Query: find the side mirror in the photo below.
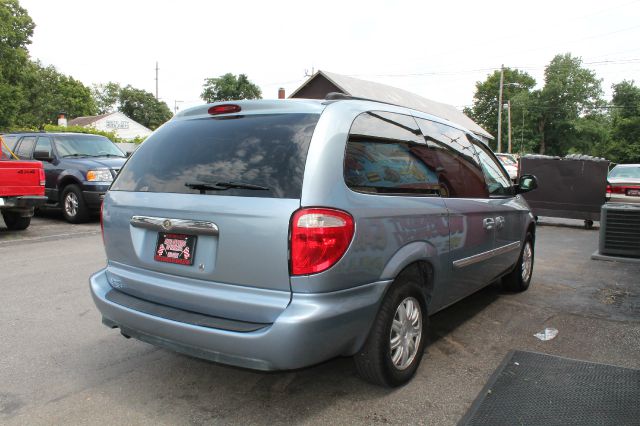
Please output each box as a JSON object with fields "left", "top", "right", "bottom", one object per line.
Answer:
{"left": 516, "top": 174, "right": 538, "bottom": 194}
{"left": 33, "top": 150, "right": 54, "bottom": 162}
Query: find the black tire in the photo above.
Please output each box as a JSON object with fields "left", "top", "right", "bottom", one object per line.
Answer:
{"left": 2, "top": 211, "right": 31, "bottom": 230}
{"left": 354, "top": 271, "right": 428, "bottom": 387}
{"left": 502, "top": 233, "right": 534, "bottom": 292}
{"left": 61, "top": 184, "right": 89, "bottom": 223}
{"left": 584, "top": 220, "right": 594, "bottom": 230}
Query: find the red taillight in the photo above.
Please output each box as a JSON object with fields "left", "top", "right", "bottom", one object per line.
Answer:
{"left": 208, "top": 104, "right": 241, "bottom": 115}
{"left": 608, "top": 185, "right": 638, "bottom": 194}
{"left": 39, "top": 168, "right": 45, "bottom": 186}
{"left": 290, "top": 208, "right": 354, "bottom": 275}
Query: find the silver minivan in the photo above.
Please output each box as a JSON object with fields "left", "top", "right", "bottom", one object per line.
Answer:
{"left": 90, "top": 97, "right": 537, "bottom": 386}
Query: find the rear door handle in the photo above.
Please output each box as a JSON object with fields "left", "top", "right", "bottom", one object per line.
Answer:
{"left": 483, "top": 218, "right": 495, "bottom": 230}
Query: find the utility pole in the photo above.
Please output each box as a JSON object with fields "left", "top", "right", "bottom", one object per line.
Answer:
{"left": 497, "top": 64, "right": 504, "bottom": 153}
{"left": 507, "top": 100, "right": 512, "bottom": 154}
{"left": 155, "top": 62, "right": 159, "bottom": 100}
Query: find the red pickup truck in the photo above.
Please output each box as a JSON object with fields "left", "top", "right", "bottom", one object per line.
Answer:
{"left": 1, "top": 139, "right": 47, "bottom": 230}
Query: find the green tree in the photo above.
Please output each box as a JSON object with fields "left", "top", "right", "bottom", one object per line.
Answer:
{"left": 465, "top": 68, "right": 536, "bottom": 151}
{"left": 201, "top": 73, "right": 262, "bottom": 103}
{"left": 534, "top": 53, "right": 604, "bottom": 155}
{"left": 92, "top": 81, "right": 121, "bottom": 114}
{"left": 599, "top": 80, "right": 640, "bottom": 162}
{"left": 17, "top": 61, "right": 97, "bottom": 127}
{"left": 0, "top": 0, "right": 35, "bottom": 129}
{"left": 118, "top": 85, "right": 172, "bottom": 130}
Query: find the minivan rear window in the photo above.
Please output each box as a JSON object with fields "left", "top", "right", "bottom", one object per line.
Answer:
{"left": 111, "top": 113, "right": 320, "bottom": 199}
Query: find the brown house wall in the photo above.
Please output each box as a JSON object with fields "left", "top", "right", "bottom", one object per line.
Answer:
{"left": 290, "top": 78, "right": 343, "bottom": 99}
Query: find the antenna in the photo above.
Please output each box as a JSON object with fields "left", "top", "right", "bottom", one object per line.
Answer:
{"left": 304, "top": 67, "right": 315, "bottom": 78}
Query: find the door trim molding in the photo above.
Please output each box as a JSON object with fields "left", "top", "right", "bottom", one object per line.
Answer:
{"left": 453, "top": 241, "right": 521, "bottom": 268}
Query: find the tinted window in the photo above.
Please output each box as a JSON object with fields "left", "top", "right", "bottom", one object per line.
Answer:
{"left": 416, "top": 118, "right": 488, "bottom": 198}
{"left": 349, "top": 111, "right": 423, "bottom": 144}
{"left": 35, "top": 136, "right": 53, "bottom": 157}
{"left": 345, "top": 111, "right": 444, "bottom": 196}
{"left": 16, "top": 136, "right": 36, "bottom": 159}
{"left": 111, "top": 113, "right": 320, "bottom": 199}
{"left": 473, "top": 143, "right": 513, "bottom": 196}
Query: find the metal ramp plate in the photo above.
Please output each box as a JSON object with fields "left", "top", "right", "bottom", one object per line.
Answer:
{"left": 459, "top": 350, "right": 640, "bottom": 426}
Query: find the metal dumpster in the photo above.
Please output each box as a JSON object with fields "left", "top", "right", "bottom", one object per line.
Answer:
{"left": 520, "top": 154, "right": 610, "bottom": 228}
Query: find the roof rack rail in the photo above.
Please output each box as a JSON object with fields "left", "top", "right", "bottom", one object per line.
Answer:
{"left": 0, "top": 130, "right": 48, "bottom": 135}
{"left": 325, "top": 92, "right": 403, "bottom": 109}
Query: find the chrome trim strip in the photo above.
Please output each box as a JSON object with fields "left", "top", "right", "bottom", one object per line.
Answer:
{"left": 130, "top": 216, "right": 219, "bottom": 236}
{"left": 453, "top": 241, "right": 521, "bottom": 268}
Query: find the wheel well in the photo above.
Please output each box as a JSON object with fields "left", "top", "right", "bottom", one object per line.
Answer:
{"left": 527, "top": 221, "right": 536, "bottom": 242}
{"left": 58, "top": 177, "right": 80, "bottom": 199}
{"left": 395, "top": 261, "right": 434, "bottom": 308}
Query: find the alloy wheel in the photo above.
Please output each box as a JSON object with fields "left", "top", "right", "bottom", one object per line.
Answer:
{"left": 65, "top": 192, "right": 78, "bottom": 218}
{"left": 521, "top": 241, "right": 533, "bottom": 282}
{"left": 389, "top": 297, "right": 422, "bottom": 370}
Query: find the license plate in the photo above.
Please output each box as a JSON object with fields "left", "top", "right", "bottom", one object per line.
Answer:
{"left": 627, "top": 189, "right": 640, "bottom": 196}
{"left": 154, "top": 233, "right": 197, "bottom": 265}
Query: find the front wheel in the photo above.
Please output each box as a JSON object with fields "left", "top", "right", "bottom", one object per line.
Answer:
{"left": 61, "top": 184, "right": 89, "bottom": 223}
{"left": 354, "top": 273, "right": 428, "bottom": 387}
{"left": 1, "top": 211, "right": 31, "bottom": 230}
{"left": 502, "top": 233, "right": 534, "bottom": 292}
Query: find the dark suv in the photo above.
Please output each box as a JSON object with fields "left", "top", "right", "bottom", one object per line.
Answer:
{"left": 3, "top": 132, "right": 126, "bottom": 223}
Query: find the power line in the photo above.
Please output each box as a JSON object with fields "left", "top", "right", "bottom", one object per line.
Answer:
{"left": 343, "top": 58, "right": 640, "bottom": 80}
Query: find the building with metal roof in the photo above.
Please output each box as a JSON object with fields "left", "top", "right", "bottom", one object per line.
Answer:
{"left": 289, "top": 70, "right": 492, "bottom": 143}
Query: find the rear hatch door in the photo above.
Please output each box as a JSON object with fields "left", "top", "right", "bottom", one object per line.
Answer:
{"left": 103, "top": 106, "right": 321, "bottom": 322}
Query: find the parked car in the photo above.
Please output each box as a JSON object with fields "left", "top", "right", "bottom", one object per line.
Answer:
{"left": 496, "top": 153, "right": 519, "bottom": 181}
{"left": 3, "top": 132, "right": 126, "bottom": 223}
{"left": 607, "top": 164, "right": 640, "bottom": 203}
{"left": 90, "top": 98, "right": 538, "bottom": 387}
{"left": 0, "top": 136, "right": 47, "bottom": 230}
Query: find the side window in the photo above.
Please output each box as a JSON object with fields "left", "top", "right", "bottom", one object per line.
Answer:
{"left": 344, "top": 111, "right": 445, "bottom": 196}
{"left": 35, "top": 136, "right": 53, "bottom": 157}
{"left": 15, "top": 136, "right": 36, "bottom": 159}
{"left": 415, "top": 118, "right": 489, "bottom": 198}
{"left": 473, "top": 142, "right": 513, "bottom": 197}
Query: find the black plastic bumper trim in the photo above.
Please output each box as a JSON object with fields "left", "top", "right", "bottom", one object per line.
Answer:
{"left": 105, "top": 288, "right": 270, "bottom": 332}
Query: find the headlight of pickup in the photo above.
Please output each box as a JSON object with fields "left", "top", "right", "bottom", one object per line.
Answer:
{"left": 86, "top": 169, "right": 113, "bottom": 182}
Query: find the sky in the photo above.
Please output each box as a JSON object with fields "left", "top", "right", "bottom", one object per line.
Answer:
{"left": 19, "top": 0, "right": 640, "bottom": 114}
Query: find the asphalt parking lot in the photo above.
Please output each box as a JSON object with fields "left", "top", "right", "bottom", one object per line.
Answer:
{"left": 1, "top": 213, "right": 639, "bottom": 425}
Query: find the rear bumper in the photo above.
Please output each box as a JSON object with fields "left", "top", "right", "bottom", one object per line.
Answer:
{"left": 0, "top": 195, "right": 47, "bottom": 214}
{"left": 90, "top": 268, "right": 390, "bottom": 370}
{"left": 608, "top": 195, "right": 640, "bottom": 204}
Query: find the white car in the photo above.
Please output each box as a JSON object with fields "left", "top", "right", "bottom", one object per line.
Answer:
{"left": 496, "top": 153, "right": 519, "bottom": 181}
{"left": 607, "top": 164, "right": 640, "bottom": 203}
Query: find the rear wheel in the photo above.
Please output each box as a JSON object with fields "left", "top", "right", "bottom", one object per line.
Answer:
{"left": 1, "top": 211, "right": 31, "bottom": 230}
{"left": 354, "top": 273, "right": 428, "bottom": 387}
{"left": 502, "top": 233, "right": 534, "bottom": 292}
{"left": 61, "top": 184, "right": 89, "bottom": 223}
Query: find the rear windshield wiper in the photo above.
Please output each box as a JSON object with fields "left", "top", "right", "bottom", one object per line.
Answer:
{"left": 185, "top": 181, "right": 269, "bottom": 194}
